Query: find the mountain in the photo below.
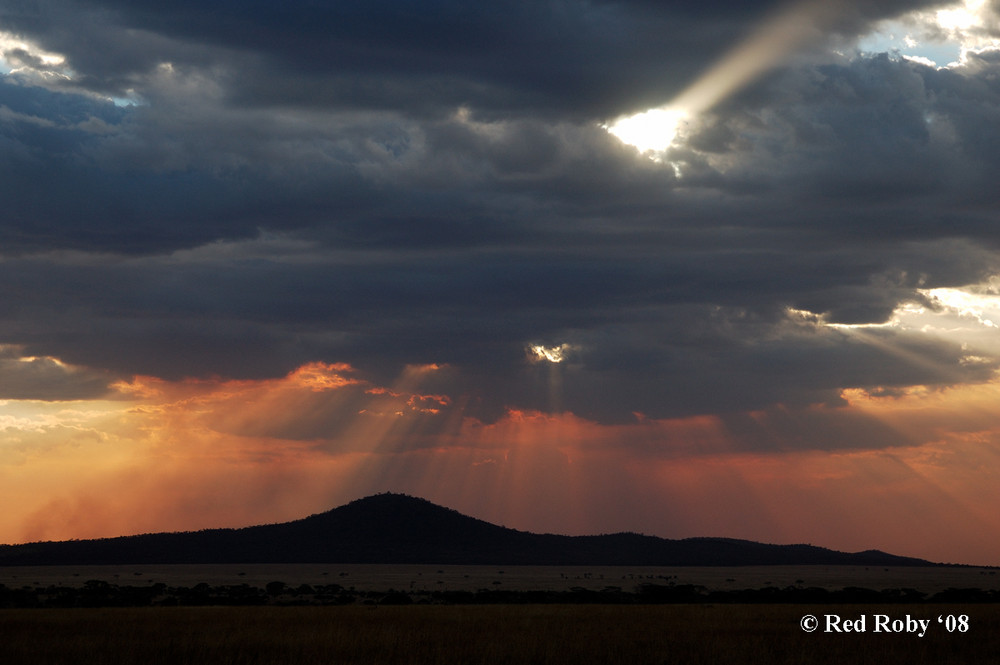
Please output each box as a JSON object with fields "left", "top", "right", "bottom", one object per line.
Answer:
{"left": 0, "top": 493, "right": 937, "bottom": 566}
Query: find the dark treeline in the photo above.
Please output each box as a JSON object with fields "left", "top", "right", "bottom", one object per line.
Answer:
{"left": 1, "top": 580, "right": 998, "bottom": 608}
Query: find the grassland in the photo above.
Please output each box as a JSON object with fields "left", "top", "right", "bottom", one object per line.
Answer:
{"left": 4, "top": 563, "right": 999, "bottom": 607}
{"left": 2, "top": 603, "right": 999, "bottom": 665}
{"left": 2, "top": 563, "right": 996, "bottom": 593}
{"left": 2, "top": 564, "right": 997, "bottom": 663}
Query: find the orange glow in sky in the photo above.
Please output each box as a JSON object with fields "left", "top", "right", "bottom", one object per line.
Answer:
{"left": 3, "top": 359, "right": 1000, "bottom": 565}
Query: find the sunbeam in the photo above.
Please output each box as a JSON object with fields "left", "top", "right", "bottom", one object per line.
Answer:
{"left": 607, "top": 0, "right": 842, "bottom": 154}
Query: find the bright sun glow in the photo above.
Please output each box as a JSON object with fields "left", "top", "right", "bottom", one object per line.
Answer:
{"left": 528, "top": 343, "right": 574, "bottom": 364}
{"left": 921, "top": 285, "right": 1000, "bottom": 329}
{"left": 787, "top": 279, "right": 1000, "bottom": 357}
{"left": 605, "top": 108, "right": 687, "bottom": 155}
{"left": 936, "top": 0, "right": 985, "bottom": 32}
{"left": 0, "top": 31, "right": 67, "bottom": 74}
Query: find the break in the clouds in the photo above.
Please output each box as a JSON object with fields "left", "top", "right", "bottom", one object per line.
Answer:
{"left": 4, "top": 0, "right": 1000, "bottom": 562}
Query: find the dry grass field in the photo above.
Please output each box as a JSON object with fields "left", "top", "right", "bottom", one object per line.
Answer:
{"left": 1, "top": 603, "right": 998, "bottom": 665}
{"left": 2, "top": 564, "right": 997, "bottom": 663}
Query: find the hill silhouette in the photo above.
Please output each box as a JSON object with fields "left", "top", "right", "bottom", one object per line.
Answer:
{"left": 0, "top": 493, "right": 937, "bottom": 566}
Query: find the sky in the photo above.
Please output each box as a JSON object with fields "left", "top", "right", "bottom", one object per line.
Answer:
{"left": 2, "top": 0, "right": 1000, "bottom": 566}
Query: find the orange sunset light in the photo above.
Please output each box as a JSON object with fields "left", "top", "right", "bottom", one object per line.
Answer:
{"left": 1, "top": 351, "right": 1000, "bottom": 565}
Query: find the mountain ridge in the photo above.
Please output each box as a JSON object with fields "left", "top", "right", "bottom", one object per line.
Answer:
{"left": 0, "top": 493, "right": 939, "bottom": 567}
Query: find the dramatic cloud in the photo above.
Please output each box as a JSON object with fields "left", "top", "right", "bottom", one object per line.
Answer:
{"left": 3, "top": 0, "right": 1000, "bottom": 564}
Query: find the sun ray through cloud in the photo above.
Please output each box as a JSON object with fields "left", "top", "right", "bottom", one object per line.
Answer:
{"left": 605, "top": 0, "right": 844, "bottom": 156}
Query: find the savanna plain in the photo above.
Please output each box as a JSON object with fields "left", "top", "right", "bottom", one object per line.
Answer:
{"left": 3, "top": 603, "right": 1000, "bottom": 665}
{"left": 2, "top": 565, "right": 999, "bottom": 665}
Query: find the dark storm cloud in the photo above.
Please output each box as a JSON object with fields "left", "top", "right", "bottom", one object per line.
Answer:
{"left": 1, "top": 0, "right": 999, "bottom": 435}
{"left": 3, "top": 0, "right": 948, "bottom": 114}
{"left": 696, "top": 52, "right": 1000, "bottom": 211}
